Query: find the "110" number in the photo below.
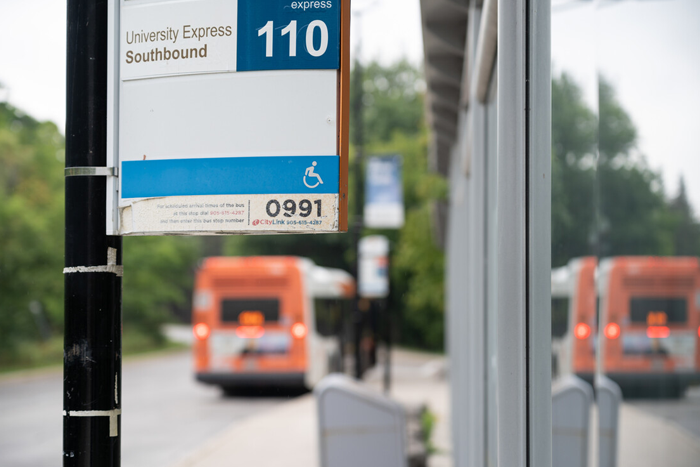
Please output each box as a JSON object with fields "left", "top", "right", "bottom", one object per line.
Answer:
{"left": 258, "top": 20, "right": 329, "bottom": 58}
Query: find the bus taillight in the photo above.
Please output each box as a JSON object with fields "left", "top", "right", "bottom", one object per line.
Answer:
{"left": 574, "top": 323, "right": 591, "bottom": 340}
{"left": 193, "top": 323, "right": 210, "bottom": 340}
{"left": 291, "top": 322, "right": 307, "bottom": 339}
{"left": 604, "top": 323, "right": 620, "bottom": 340}
{"left": 647, "top": 326, "right": 670, "bottom": 339}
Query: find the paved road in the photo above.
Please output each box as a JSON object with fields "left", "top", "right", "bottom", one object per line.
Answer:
{"left": 0, "top": 351, "right": 286, "bottom": 467}
{"left": 617, "top": 387, "right": 700, "bottom": 467}
{"left": 629, "top": 385, "right": 700, "bottom": 439}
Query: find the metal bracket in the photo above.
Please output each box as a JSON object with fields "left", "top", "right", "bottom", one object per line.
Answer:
{"left": 65, "top": 166, "right": 118, "bottom": 177}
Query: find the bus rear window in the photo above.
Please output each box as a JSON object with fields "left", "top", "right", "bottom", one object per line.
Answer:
{"left": 629, "top": 297, "right": 687, "bottom": 324}
{"left": 220, "top": 298, "right": 280, "bottom": 323}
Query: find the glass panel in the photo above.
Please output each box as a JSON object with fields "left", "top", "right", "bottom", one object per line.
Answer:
{"left": 597, "top": 0, "right": 700, "bottom": 464}
{"left": 551, "top": 0, "right": 599, "bottom": 379}
{"left": 551, "top": 4, "right": 600, "bottom": 466}
{"left": 552, "top": 2, "right": 598, "bottom": 374}
{"left": 485, "top": 67, "right": 499, "bottom": 467}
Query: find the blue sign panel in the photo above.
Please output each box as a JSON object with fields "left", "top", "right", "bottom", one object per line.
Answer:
{"left": 237, "top": 0, "right": 341, "bottom": 71}
{"left": 122, "top": 155, "right": 339, "bottom": 198}
{"left": 364, "top": 155, "right": 405, "bottom": 229}
{"left": 365, "top": 156, "right": 403, "bottom": 206}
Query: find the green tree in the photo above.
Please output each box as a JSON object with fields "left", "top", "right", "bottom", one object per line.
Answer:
{"left": 0, "top": 101, "right": 203, "bottom": 363}
{"left": 0, "top": 103, "right": 65, "bottom": 356}
{"left": 551, "top": 73, "right": 598, "bottom": 267}
{"left": 122, "top": 236, "right": 201, "bottom": 342}
{"left": 371, "top": 131, "right": 446, "bottom": 350}
{"left": 597, "top": 78, "right": 676, "bottom": 257}
{"left": 224, "top": 59, "right": 446, "bottom": 350}
{"left": 668, "top": 177, "right": 700, "bottom": 256}
{"left": 359, "top": 59, "right": 425, "bottom": 145}
{"left": 551, "top": 74, "right": 686, "bottom": 265}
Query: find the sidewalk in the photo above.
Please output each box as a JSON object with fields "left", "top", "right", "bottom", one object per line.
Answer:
{"left": 171, "top": 349, "right": 451, "bottom": 467}
{"left": 618, "top": 403, "right": 700, "bottom": 467}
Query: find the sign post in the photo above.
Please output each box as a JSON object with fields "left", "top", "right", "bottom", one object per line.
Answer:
{"left": 64, "top": 0, "right": 122, "bottom": 465}
{"left": 107, "top": 0, "right": 350, "bottom": 235}
{"left": 358, "top": 235, "right": 391, "bottom": 392}
{"left": 350, "top": 56, "right": 365, "bottom": 380}
{"left": 361, "top": 155, "right": 404, "bottom": 392}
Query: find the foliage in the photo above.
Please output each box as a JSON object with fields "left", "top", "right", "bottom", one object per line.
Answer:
{"left": 122, "top": 236, "right": 201, "bottom": 340}
{"left": 551, "top": 74, "right": 598, "bottom": 267}
{"left": 225, "top": 59, "right": 445, "bottom": 350}
{"left": 597, "top": 78, "right": 680, "bottom": 257}
{"left": 0, "top": 102, "right": 202, "bottom": 364}
{"left": 0, "top": 59, "right": 443, "bottom": 366}
{"left": 0, "top": 329, "right": 184, "bottom": 374}
{"left": 359, "top": 61, "right": 445, "bottom": 350}
{"left": 551, "top": 74, "right": 700, "bottom": 335}
{"left": 551, "top": 74, "right": 700, "bottom": 267}
{"left": 0, "top": 103, "right": 65, "bottom": 355}
{"left": 358, "top": 59, "right": 425, "bottom": 145}
{"left": 668, "top": 178, "right": 700, "bottom": 256}
{"left": 421, "top": 408, "right": 438, "bottom": 455}
{"left": 368, "top": 131, "right": 447, "bottom": 351}
{"left": 224, "top": 225, "right": 351, "bottom": 270}
{"left": 4, "top": 65, "right": 699, "bottom": 366}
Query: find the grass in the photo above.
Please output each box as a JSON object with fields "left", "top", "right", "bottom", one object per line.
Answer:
{"left": 421, "top": 408, "right": 438, "bottom": 455}
{"left": 0, "top": 328, "right": 188, "bottom": 376}
{"left": 0, "top": 336, "right": 65, "bottom": 375}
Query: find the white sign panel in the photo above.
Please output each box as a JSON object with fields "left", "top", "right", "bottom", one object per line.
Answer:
{"left": 358, "top": 235, "right": 390, "bottom": 299}
{"left": 107, "top": 0, "right": 348, "bottom": 235}
{"left": 120, "top": 0, "right": 237, "bottom": 80}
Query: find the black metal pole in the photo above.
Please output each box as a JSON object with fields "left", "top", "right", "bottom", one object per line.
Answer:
{"left": 382, "top": 298, "right": 391, "bottom": 393}
{"left": 352, "top": 219, "right": 363, "bottom": 379}
{"left": 380, "top": 238, "right": 392, "bottom": 393}
{"left": 351, "top": 56, "right": 365, "bottom": 379}
{"left": 64, "top": 0, "right": 122, "bottom": 465}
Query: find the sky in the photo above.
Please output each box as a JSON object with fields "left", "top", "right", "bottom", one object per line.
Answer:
{"left": 0, "top": 0, "right": 423, "bottom": 132}
{"left": 1, "top": 0, "right": 699, "bottom": 211}
{"left": 597, "top": 0, "right": 700, "bottom": 213}
{"left": 552, "top": 0, "right": 700, "bottom": 213}
{"left": 0, "top": 0, "right": 67, "bottom": 128}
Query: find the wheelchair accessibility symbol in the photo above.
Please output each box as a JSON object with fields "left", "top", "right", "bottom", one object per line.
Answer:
{"left": 303, "top": 161, "right": 324, "bottom": 189}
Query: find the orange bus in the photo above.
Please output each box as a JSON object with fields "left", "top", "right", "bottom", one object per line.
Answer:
{"left": 553, "top": 256, "right": 700, "bottom": 396}
{"left": 192, "top": 256, "right": 354, "bottom": 392}
{"left": 551, "top": 257, "right": 597, "bottom": 380}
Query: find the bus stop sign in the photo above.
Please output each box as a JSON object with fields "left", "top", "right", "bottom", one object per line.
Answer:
{"left": 107, "top": 0, "right": 350, "bottom": 235}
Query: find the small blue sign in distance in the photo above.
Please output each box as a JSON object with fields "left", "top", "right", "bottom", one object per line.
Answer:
{"left": 122, "top": 155, "right": 339, "bottom": 199}
{"left": 365, "top": 155, "right": 404, "bottom": 206}
{"left": 237, "top": 0, "right": 340, "bottom": 72}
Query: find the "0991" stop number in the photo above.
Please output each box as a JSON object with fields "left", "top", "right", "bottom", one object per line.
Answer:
{"left": 266, "top": 199, "right": 322, "bottom": 218}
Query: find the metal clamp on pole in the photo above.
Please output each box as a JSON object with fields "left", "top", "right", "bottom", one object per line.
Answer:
{"left": 65, "top": 166, "right": 118, "bottom": 177}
